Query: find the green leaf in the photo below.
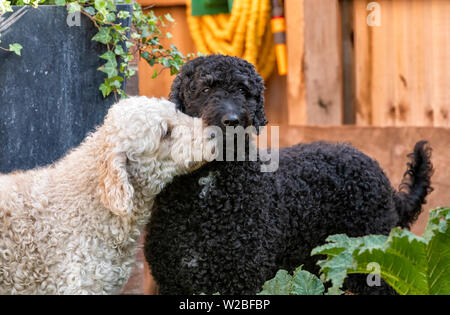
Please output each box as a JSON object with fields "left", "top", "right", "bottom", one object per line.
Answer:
{"left": 164, "top": 13, "right": 175, "bottom": 22}
{"left": 9, "top": 43, "right": 22, "bottom": 56}
{"left": 67, "top": 2, "right": 81, "bottom": 13}
{"left": 99, "top": 50, "right": 115, "bottom": 62}
{"left": 258, "top": 270, "right": 292, "bottom": 295}
{"left": 140, "top": 51, "right": 150, "bottom": 60}
{"left": 114, "top": 45, "right": 124, "bottom": 56}
{"left": 98, "top": 51, "right": 118, "bottom": 78}
{"left": 125, "top": 41, "right": 134, "bottom": 49}
{"left": 117, "top": 10, "right": 130, "bottom": 19}
{"left": 106, "top": 12, "right": 116, "bottom": 23}
{"left": 99, "top": 83, "right": 112, "bottom": 98}
{"left": 258, "top": 267, "right": 324, "bottom": 295}
{"left": 291, "top": 267, "right": 325, "bottom": 295}
{"left": 54, "top": 0, "right": 66, "bottom": 6}
{"left": 92, "top": 28, "right": 112, "bottom": 44}
{"left": 0, "top": 0, "right": 13, "bottom": 14}
{"left": 106, "top": 75, "right": 123, "bottom": 88}
{"left": 131, "top": 32, "right": 141, "bottom": 40}
{"left": 99, "top": 63, "right": 118, "bottom": 78}
{"left": 83, "top": 6, "right": 96, "bottom": 16}
{"left": 312, "top": 207, "right": 450, "bottom": 295}
{"left": 94, "top": 0, "right": 107, "bottom": 11}
{"left": 151, "top": 69, "right": 158, "bottom": 79}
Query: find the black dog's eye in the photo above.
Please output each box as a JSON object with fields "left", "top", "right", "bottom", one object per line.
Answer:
{"left": 239, "top": 87, "right": 248, "bottom": 95}
{"left": 202, "top": 87, "right": 211, "bottom": 94}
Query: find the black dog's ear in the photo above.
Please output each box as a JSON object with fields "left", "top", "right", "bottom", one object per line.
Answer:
{"left": 253, "top": 77, "right": 268, "bottom": 134}
{"left": 169, "top": 57, "right": 201, "bottom": 113}
{"left": 169, "top": 74, "right": 185, "bottom": 112}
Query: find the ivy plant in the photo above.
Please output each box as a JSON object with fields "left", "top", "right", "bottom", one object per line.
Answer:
{"left": 312, "top": 207, "right": 450, "bottom": 295}
{"left": 0, "top": 0, "right": 189, "bottom": 98}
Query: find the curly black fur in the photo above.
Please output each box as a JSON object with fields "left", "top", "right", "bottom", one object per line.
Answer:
{"left": 144, "top": 55, "right": 433, "bottom": 295}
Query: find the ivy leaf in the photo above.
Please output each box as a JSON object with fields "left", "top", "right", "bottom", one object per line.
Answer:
{"left": 106, "top": 12, "right": 117, "bottom": 23}
{"left": 92, "top": 28, "right": 112, "bottom": 44}
{"left": 94, "top": 0, "right": 107, "bottom": 11}
{"left": 83, "top": 6, "right": 96, "bottom": 16}
{"left": 140, "top": 51, "right": 150, "bottom": 60}
{"left": 164, "top": 13, "right": 174, "bottom": 22}
{"left": 99, "top": 50, "right": 115, "bottom": 62}
{"left": 106, "top": 75, "right": 123, "bottom": 88}
{"left": 117, "top": 10, "right": 130, "bottom": 19}
{"left": 0, "top": 0, "right": 13, "bottom": 14}
{"left": 151, "top": 69, "right": 158, "bottom": 79}
{"left": 9, "top": 43, "right": 23, "bottom": 56}
{"left": 99, "top": 83, "right": 112, "bottom": 98}
{"left": 54, "top": 0, "right": 66, "bottom": 6}
{"left": 114, "top": 45, "right": 124, "bottom": 56}
{"left": 67, "top": 2, "right": 81, "bottom": 13}
{"left": 125, "top": 41, "right": 134, "bottom": 49}
{"left": 98, "top": 51, "right": 118, "bottom": 78}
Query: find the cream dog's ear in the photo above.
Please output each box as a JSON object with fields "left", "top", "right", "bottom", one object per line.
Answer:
{"left": 97, "top": 150, "right": 134, "bottom": 216}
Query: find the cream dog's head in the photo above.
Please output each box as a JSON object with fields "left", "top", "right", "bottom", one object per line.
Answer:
{"left": 96, "top": 96, "right": 217, "bottom": 216}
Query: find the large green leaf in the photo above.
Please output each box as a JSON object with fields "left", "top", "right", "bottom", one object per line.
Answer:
{"left": 312, "top": 207, "right": 450, "bottom": 295}
{"left": 258, "top": 267, "right": 324, "bottom": 295}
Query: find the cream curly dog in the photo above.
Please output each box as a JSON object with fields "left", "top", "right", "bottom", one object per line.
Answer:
{"left": 0, "top": 96, "right": 216, "bottom": 294}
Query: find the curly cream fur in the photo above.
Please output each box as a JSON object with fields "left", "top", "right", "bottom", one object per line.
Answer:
{"left": 0, "top": 96, "right": 214, "bottom": 294}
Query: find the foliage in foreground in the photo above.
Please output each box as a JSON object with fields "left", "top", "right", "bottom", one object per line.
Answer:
{"left": 256, "top": 207, "right": 450, "bottom": 295}
{"left": 312, "top": 207, "right": 450, "bottom": 295}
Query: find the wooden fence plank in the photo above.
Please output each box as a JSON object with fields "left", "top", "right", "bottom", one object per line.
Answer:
{"left": 285, "top": 0, "right": 306, "bottom": 125}
{"left": 430, "top": 0, "right": 450, "bottom": 126}
{"left": 353, "top": 0, "right": 372, "bottom": 125}
{"left": 303, "top": 0, "right": 343, "bottom": 125}
{"left": 286, "top": 0, "right": 343, "bottom": 125}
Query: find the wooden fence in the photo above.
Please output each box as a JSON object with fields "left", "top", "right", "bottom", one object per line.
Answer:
{"left": 139, "top": 0, "right": 450, "bottom": 127}
{"left": 351, "top": 0, "right": 450, "bottom": 127}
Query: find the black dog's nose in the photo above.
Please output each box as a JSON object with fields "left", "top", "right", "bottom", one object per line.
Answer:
{"left": 221, "top": 113, "right": 240, "bottom": 127}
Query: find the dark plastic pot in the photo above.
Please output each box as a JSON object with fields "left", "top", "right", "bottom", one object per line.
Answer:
{"left": 0, "top": 5, "right": 131, "bottom": 173}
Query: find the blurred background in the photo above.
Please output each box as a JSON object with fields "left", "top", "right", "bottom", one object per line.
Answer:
{"left": 122, "top": 0, "right": 450, "bottom": 294}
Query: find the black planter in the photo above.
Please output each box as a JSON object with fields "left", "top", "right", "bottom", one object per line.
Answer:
{"left": 0, "top": 5, "right": 131, "bottom": 173}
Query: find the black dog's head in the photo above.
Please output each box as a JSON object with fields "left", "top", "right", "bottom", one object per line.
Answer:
{"left": 169, "top": 54, "right": 267, "bottom": 133}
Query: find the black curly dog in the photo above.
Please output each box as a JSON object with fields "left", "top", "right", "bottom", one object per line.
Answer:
{"left": 144, "top": 55, "right": 433, "bottom": 295}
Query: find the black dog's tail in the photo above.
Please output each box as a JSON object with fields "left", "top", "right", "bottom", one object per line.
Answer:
{"left": 394, "top": 141, "right": 433, "bottom": 229}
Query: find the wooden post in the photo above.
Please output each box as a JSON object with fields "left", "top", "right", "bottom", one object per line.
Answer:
{"left": 285, "top": 0, "right": 343, "bottom": 126}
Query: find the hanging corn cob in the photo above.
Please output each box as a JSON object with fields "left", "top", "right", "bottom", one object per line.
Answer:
{"left": 187, "top": 0, "right": 276, "bottom": 80}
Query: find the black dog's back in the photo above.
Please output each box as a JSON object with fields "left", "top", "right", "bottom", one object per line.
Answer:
{"left": 145, "top": 141, "right": 432, "bottom": 295}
